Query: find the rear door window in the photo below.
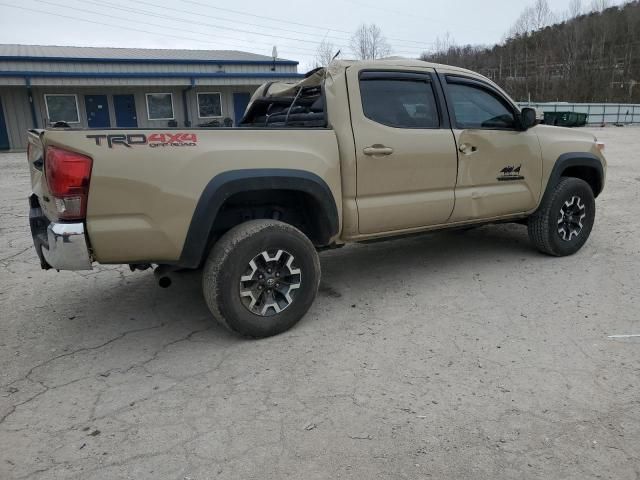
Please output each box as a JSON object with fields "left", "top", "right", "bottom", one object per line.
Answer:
{"left": 359, "top": 73, "right": 440, "bottom": 129}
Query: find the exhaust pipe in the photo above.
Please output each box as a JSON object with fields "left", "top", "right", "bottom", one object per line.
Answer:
{"left": 154, "top": 265, "right": 174, "bottom": 288}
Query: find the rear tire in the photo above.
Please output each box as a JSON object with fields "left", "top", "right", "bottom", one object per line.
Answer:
{"left": 202, "top": 220, "right": 321, "bottom": 338}
{"left": 527, "top": 177, "right": 596, "bottom": 256}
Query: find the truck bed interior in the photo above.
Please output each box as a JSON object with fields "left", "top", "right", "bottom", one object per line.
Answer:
{"left": 239, "top": 84, "right": 326, "bottom": 128}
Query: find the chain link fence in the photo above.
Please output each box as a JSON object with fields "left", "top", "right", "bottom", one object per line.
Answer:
{"left": 517, "top": 103, "right": 640, "bottom": 125}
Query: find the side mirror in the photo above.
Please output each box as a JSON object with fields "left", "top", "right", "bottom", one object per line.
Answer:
{"left": 520, "top": 107, "right": 538, "bottom": 130}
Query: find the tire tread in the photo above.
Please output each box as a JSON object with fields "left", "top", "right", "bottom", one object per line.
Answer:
{"left": 528, "top": 177, "right": 594, "bottom": 256}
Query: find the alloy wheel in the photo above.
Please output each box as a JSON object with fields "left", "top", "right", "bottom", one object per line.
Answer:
{"left": 557, "top": 195, "right": 587, "bottom": 241}
{"left": 239, "top": 249, "right": 302, "bottom": 316}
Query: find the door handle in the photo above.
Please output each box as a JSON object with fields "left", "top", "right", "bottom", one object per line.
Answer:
{"left": 363, "top": 145, "right": 394, "bottom": 156}
{"left": 458, "top": 143, "right": 478, "bottom": 155}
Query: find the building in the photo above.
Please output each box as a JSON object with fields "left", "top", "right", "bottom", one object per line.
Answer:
{"left": 0, "top": 44, "right": 303, "bottom": 151}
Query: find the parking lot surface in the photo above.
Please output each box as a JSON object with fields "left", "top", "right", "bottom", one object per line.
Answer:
{"left": 1, "top": 127, "right": 639, "bottom": 479}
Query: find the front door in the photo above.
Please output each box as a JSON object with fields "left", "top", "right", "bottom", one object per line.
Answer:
{"left": 440, "top": 73, "right": 543, "bottom": 222}
{"left": 0, "top": 98, "right": 9, "bottom": 150}
{"left": 233, "top": 92, "right": 251, "bottom": 125}
{"left": 347, "top": 68, "right": 458, "bottom": 234}
{"left": 85, "top": 95, "right": 110, "bottom": 128}
{"left": 113, "top": 94, "right": 138, "bottom": 128}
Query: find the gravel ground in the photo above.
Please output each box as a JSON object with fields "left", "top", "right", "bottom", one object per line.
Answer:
{"left": 0, "top": 127, "right": 639, "bottom": 480}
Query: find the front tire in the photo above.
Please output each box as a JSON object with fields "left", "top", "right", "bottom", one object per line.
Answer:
{"left": 202, "top": 220, "right": 321, "bottom": 338}
{"left": 527, "top": 177, "right": 596, "bottom": 256}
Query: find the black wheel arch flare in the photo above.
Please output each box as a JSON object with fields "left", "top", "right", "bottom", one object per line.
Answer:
{"left": 544, "top": 152, "right": 605, "bottom": 202}
{"left": 178, "top": 169, "right": 339, "bottom": 269}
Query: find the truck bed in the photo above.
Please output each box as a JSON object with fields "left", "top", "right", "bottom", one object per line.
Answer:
{"left": 28, "top": 127, "right": 342, "bottom": 265}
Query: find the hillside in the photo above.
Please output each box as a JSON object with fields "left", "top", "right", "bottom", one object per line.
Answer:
{"left": 421, "top": 1, "right": 640, "bottom": 103}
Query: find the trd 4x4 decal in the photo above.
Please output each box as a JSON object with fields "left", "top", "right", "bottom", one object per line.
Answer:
{"left": 86, "top": 133, "right": 198, "bottom": 148}
{"left": 497, "top": 164, "right": 524, "bottom": 181}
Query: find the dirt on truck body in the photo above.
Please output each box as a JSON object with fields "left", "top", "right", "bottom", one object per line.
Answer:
{"left": 26, "top": 59, "right": 607, "bottom": 337}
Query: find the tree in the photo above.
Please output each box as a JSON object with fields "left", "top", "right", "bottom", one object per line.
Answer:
{"left": 433, "top": 33, "right": 456, "bottom": 55}
{"left": 568, "top": 0, "right": 584, "bottom": 18}
{"left": 509, "top": 6, "right": 535, "bottom": 37}
{"left": 314, "top": 39, "right": 336, "bottom": 68}
{"left": 531, "top": 0, "right": 554, "bottom": 30}
{"left": 508, "top": 0, "right": 553, "bottom": 37}
{"left": 591, "top": 0, "right": 612, "bottom": 12}
{"left": 417, "top": 0, "right": 640, "bottom": 103}
{"left": 350, "top": 24, "right": 391, "bottom": 60}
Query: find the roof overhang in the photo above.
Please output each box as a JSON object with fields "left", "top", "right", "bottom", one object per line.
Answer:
{"left": 0, "top": 70, "right": 305, "bottom": 87}
{"left": 0, "top": 55, "right": 298, "bottom": 66}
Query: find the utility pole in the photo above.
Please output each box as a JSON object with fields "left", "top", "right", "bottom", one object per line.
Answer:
{"left": 271, "top": 46, "right": 278, "bottom": 72}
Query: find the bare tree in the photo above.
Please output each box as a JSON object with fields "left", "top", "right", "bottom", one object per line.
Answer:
{"left": 568, "top": 0, "right": 584, "bottom": 18}
{"left": 531, "top": 0, "right": 554, "bottom": 30}
{"left": 509, "top": 0, "right": 553, "bottom": 36}
{"left": 350, "top": 24, "right": 391, "bottom": 60}
{"left": 314, "top": 39, "right": 336, "bottom": 68}
{"left": 590, "top": 0, "right": 612, "bottom": 12}
{"left": 433, "top": 32, "right": 456, "bottom": 55}
{"left": 418, "top": 0, "right": 640, "bottom": 103}
{"left": 509, "top": 6, "right": 535, "bottom": 37}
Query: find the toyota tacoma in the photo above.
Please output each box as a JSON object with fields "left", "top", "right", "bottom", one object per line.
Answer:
{"left": 26, "top": 59, "right": 607, "bottom": 337}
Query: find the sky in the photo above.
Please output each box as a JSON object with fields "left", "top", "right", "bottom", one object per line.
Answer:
{"left": 0, "top": 0, "right": 628, "bottom": 71}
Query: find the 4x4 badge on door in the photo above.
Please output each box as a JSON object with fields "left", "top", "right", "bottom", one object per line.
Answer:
{"left": 497, "top": 165, "right": 524, "bottom": 181}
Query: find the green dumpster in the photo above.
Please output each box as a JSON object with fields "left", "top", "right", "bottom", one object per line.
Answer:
{"left": 544, "top": 112, "right": 588, "bottom": 127}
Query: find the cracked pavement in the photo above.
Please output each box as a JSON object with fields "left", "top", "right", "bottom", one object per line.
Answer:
{"left": 1, "top": 127, "right": 639, "bottom": 479}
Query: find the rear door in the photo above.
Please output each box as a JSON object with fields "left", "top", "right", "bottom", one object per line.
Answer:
{"left": 440, "top": 73, "right": 542, "bottom": 222}
{"left": 85, "top": 95, "right": 111, "bottom": 128}
{"left": 347, "top": 67, "right": 458, "bottom": 234}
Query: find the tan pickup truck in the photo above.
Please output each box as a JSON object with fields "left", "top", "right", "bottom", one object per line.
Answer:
{"left": 27, "top": 59, "right": 607, "bottom": 337}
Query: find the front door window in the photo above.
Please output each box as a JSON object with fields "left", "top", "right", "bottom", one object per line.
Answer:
{"left": 448, "top": 83, "right": 516, "bottom": 130}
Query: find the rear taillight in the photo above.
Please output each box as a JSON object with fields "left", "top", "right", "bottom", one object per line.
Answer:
{"left": 45, "top": 146, "right": 93, "bottom": 220}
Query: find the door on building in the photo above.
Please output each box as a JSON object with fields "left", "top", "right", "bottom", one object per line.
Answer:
{"left": 0, "top": 98, "right": 9, "bottom": 150}
{"left": 233, "top": 92, "right": 251, "bottom": 125}
{"left": 85, "top": 95, "right": 111, "bottom": 128}
{"left": 113, "top": 94, "right": 138, "bottom": 128}
{"left": 0, "top": 99, "right": 9, "bottom": 150}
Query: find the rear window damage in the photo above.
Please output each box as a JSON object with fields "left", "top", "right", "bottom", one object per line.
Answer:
{"left": 239, "top": 68, "right": 327, "bottom": 128}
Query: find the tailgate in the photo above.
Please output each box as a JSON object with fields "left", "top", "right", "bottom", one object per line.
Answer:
{"left": 26, "top": 130, "right": 50, "bottom": 269}
{"left": 26, "top": 130, "right": 46, "bottom": 198}
{"left": 26, "top": 130, "right": 93, "bottom": 270}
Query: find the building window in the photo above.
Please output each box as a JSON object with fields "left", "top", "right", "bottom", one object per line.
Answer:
{"left": 197, "top": 92, "right": 223, "bottom": 118}
{"left": 44, "top": 94, "right": 80, "bottom": 123}
{"left": 146, "top": 93, "right": 174, "bottom": 120}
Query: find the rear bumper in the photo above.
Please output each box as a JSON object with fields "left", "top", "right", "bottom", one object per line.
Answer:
{"left": 43, "top": 223, "right": 93, "bottom": 271}
{"left": 29, "top": 195, "right": 93, "bottom": 271}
